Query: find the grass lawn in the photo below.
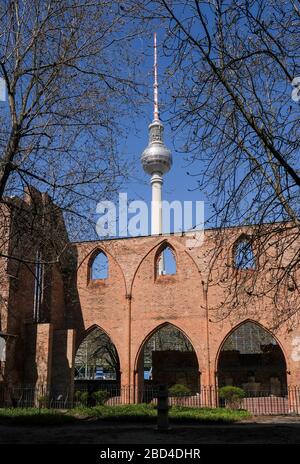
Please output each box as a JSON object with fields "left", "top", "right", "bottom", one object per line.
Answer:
{"left": 0, "top": 404, "right": 250, "bottom": 425}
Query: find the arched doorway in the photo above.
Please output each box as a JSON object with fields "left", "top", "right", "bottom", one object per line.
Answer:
{"left": 136, "top": 323, "right": 200, "bottom": 400}
{"left": 217, "top": 321, "right": 287, "bottom": 396}
{"left": 0, "top": 334, "right": 6, "bottom": 383}
{"left": 75, "top": 326, "right": 121, "bottom": 391}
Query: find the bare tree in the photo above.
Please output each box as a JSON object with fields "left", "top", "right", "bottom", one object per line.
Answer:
{"left": 0, "top": 1, "right": 147, "bottom": 351}
{"left": 0, "top": 0, "right": 146, "bottom": 239}
{"left": 136, "top": 0, "right": 300, "bottom": 329}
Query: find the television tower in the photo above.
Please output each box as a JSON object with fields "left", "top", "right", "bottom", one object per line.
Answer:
{"left": 141, "top": 33, "right": 172, "bottom": 237}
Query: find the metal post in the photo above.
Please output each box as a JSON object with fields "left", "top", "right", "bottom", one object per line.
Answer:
{"left": 156, "top": 384, "right": 170, "bottom": 431}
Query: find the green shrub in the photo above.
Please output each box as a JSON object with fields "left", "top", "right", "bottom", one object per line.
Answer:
{"left": 37, "top": 395, "right": 49, "bottom": 408}
{"left": 219, "top": 386, "right": 245, "bottom": 409}
{"left": 168, "top": 384, "right": 192, "bottom": 397}
{"left": 74, "top": 390, "right": 89, "bottom": 406}
{"left": 74, "top": 390, "right": 82, "bottom": 402}
{"left": 92, "top": 390, "right": 109, "bottom": 406}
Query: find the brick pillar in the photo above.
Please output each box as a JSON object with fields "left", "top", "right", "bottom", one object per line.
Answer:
{"left": 200, "top": 369, "right": 215, "bottom": 407}
{"left": 135, "top": 351, "right": 145, "bottom": 403}
{"left": 287, "top": 362, "right": 300, "bottom": 414}
{"left": 35, "top": 323, "right": 53, "bottom": 389}
{"left": 287, "top": 386, "right": 300, "bottom": 414}
{"left": 51, "top": 329, "right": 76, "bottom": 399}
{"left": 65, "top": 329, "right": 76, "bottom": 400}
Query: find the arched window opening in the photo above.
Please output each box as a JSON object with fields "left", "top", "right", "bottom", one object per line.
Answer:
{"left": 234, "top": 238, "right": 255, "bottom": 270}
{"left": 75, "top": 327, "right": 120, "bottom": 386}
{"left": 0, "top": 335, "right": 6, "bottom": 382}
{"left": 137, "top": 323, "right": 199, "bottom": 401}
{"left": 156, "top": 246, "right": 176, "bottom": 276}
{"left": 0, "top": 335, "right": 6, "bottom": 362}
{"left": 90, "top": 251, "right": 108, "bottom": 280}
{"left": 218, "top": 322, "right": 287, "bottom": 397}
{"left": 33, "top": 250, "right": 44, "bottom": 323}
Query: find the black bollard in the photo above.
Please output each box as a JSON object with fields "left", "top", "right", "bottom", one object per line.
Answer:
{"left": 156, "top": 384, "right": 170, "bottom": 431}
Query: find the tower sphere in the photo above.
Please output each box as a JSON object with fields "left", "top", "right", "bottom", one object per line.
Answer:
{"left": 141, "top": 119, "right": 172, "bottom": 176}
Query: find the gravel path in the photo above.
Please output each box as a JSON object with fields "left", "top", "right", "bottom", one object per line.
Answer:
{"left": 0, "top": 416, "right": 300, "bottom": 444}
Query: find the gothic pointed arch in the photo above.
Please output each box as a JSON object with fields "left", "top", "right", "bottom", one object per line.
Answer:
{"left": 135, "top": 322, "right": 200, "bottom": 400}
{"left": 75, "top": 324, "right": 121, "bottom": 386}
{"left": 154, "top": 242, "right": 177, "bottom": 277}
{"left": 130, "top": 237, "right": 202, "bottom": 295}
{"left": 89, "top": 249, "right": 109, "bottom": 280}
{"left": 232, "top": 234, "right": 256, "bottom": 270}
{"left": 216, "top": 320, "right": 287, "bottom": 396}
{"left": 77, "top": 244, "right": 128, "bottom": 294}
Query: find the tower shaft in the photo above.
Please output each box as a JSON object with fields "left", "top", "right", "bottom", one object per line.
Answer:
{"left": 151, "top": 172, "right": 163, "bottom": 235}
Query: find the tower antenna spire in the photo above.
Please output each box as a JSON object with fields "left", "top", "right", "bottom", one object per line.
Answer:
{"left": 153, "top": 32, "right": 159, "bottom": 121}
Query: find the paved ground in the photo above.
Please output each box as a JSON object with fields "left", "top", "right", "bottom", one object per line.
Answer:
{"left": 0, "top": 416, "right": 300, "bottom": 444}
